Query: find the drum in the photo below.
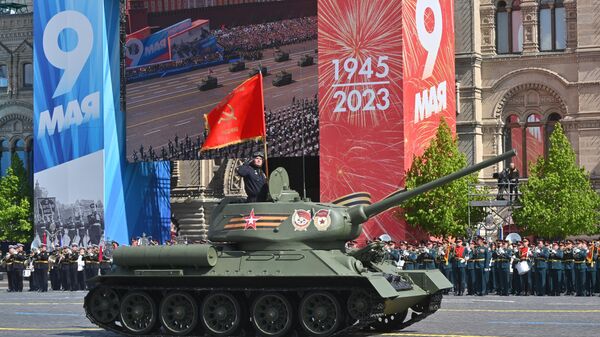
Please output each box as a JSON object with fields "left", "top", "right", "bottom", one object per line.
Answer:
{"left": 516, "top": 261, "right": 530, "bottom": 275}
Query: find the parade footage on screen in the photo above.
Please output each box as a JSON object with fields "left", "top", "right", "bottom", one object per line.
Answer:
{"left": 124, "top": 2, "right": 319, "bottom": 162}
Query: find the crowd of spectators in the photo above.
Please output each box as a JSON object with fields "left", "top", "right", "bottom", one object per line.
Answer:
{"left": 130, "top": 97, "right": 319, "bottom": 162}
{"left": 213, "top": 17, "right": 317, "bottom": 56}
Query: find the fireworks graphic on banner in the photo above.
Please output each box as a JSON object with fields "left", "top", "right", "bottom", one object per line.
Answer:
{"left": 318, "top": 0, "right": 403, "bottom": 127}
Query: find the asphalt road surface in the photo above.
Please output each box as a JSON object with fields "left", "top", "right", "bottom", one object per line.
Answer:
{"left": 125, "top": 40, "right": 318, "bottom": 159}
{"left": 0, "top": 286, "right": 598, "bottom": 337}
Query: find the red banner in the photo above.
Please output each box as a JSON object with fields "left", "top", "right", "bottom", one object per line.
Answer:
{"left": 319, "top": 0, "right": 455, "bottom": 241}
{"left": 201, "top": 74, "right": 265, "bottom": 151}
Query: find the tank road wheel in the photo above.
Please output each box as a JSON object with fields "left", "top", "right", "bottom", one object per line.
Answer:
{"left": 299, "top": 291, "right": 343, "bottom": 336}
{"left": 119, "top": 291, "right": 158, "bottom": 335}
{"left": 87, "top": 287, "right": 120, "bottom": 324}
{"left": 370, "top": 311, "right": 408, "bottom": 332}
{"left": 200, "top": 292, "right": 242, "bottom": 336}
{"left": 251, "top": 292, "right": 294, "bottom": 337}
{"left": 159, "top": 292, "right": 198, "bottom": 335}
{"left": 347, "top": 290, "right": 375, "bottom": 321}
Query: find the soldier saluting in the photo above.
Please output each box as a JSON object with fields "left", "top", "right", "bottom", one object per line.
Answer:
{"left": 237, "top": 152, "right": 268, "bottom": 202}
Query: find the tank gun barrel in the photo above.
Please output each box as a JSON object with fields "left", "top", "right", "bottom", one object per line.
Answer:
{"left": 348, "top": 150, "right": 516, "bottom": 225}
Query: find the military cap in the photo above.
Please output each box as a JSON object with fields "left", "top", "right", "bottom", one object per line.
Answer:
{"left": 252, "top": 151, "right": 265, "bottom": 159}
{"left": 8, "top": 245, "right": 14, "bottom": 249}
{"left": 17, "top": 243, "right": 24, "bottom": 247}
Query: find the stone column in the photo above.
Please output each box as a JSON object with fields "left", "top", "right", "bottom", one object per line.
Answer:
{"left": 521, "top": 0, "right": 540, "bottom": 53}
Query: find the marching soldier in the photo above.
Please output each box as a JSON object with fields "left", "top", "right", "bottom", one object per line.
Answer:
{"left": 573, "top": 240, "right": 587, "bottom": 296}
{"left": 34, "top": 244, "right": 50, "bottom": 292}
{"left": 548, "top": 241, "right": 563, "bottom": 296}
{"left": 453, "top": 239, "right": 468, "bottom": 296}
{"left": 473, "top": 237, "right": 488, "bottom": 296}
{"left": 12, "top": 244, "right": 26, "bottom": 292}
{"left": 585, "top": 241, "right": 597, "bottom": 296}
{"left": 533, "top": 240, "right": 549, "bottom": 296}
{"left": 69, "top": 244, "right": 79, "bottom": 291}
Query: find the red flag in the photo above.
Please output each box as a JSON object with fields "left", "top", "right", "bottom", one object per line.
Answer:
{"left": 98, "top": 245, "right": 103, "bottom": 262}
{"left": 201, "top": 73, "right": 265, "bottom": 151}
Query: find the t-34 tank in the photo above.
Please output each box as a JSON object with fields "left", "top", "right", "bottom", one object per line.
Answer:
{"left": 85, "top": 150, "right": 515, "bottom": 337}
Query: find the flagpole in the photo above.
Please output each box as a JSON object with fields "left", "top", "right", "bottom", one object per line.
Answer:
{"left": 259, "top": 71, "right": 269, "bottom": 177}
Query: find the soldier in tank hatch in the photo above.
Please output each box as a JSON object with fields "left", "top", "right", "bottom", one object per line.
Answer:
{"left": 237, "top": 152, "right": 268, "bottom": 202}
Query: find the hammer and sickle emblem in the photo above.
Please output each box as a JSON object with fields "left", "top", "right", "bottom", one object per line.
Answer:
{"left": 218, "top": 104, "right": 237, "bottom": 124}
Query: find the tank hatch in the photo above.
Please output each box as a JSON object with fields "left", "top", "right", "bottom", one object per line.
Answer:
{"left": 268, "top": 167, "right": 300, "bottom": 202}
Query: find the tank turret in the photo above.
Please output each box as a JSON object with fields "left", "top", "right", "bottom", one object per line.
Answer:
{"left": 207, "top": 150, "right": 516, "bottom": 250}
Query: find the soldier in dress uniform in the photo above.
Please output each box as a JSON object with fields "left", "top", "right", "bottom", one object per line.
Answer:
{"left": 12, "top": 244, "right": 26, "bottom": 292}
{"left": 563, "top": 240, "right": 575, "bottom": 295}
{"left": 418, "top": 241, "right": 437, "bottom": 270}
{"left": 573, "top": 240, "right": 588, "bottom": 296}
{"left": 4, "top": 246, "right": 15, "bottom": 292}
{"left": 533, "top": 240, "right": 549, "bottom": 296}
{"left": 495, "top": 240, "right": 512, "bottom": 296}
{"left": 473, "top": 237, "right": 488, "bottom": 296}
{"left": 34, "top": 244, "right": 50, "bottom": 292}
{"left": 548, "top": 241, "right": 563, "bottom": 296}
{"left": 403, "top": 244, "right": 418, "bottom": 270}
{"left": 466, "top": 241, "right": 475, "bottom": 295}
{"left": 518, "top": 239, "right": 532, "bottom": 295}
{"left": 88, "top": 203, "right": 103, "bottom": 245}
{"left": 59, "top": 246, "right": 71, "bottom": 291}
{"left": 453, "top": 239, "right": 468, "bottom": 296}
{"left": 439, "top": 241, "right": 453, "bottom": 292}
{"left": 99, "top": 243, "right": 113, "bottom": 275}
{"left": 69, "top": 244, "right": 79, "bottom": 291}
{"left": 486, "top": 241, "right": 495, "bottom": 294}
{"left": 49, "top": 246, "right": 61, "bottom": 290}
{"left": 585, "top": 241, "right": 597, "bottom": 296}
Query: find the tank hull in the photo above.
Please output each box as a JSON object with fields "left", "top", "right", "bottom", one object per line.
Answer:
{"left": 85, "top": 247, "right": 451, "bottom": 336}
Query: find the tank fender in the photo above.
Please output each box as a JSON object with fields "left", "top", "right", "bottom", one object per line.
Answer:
{"left": 398, "top": 270, "right": 453, "bottom": 293}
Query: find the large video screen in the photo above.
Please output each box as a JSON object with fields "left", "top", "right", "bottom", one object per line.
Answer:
{"left": 125, "top": 1, "right": 318, "bottom": 162}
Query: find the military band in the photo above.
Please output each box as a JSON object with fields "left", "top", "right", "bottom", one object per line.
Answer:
{"left": 380, "top": 237, "right": 600, "bottom": 297}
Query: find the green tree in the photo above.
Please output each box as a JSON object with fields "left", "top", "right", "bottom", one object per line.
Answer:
{"left": 10, "top": 153, "right": 32, "bottom": 202}
{"left": 513, "top": 123, "right": 600, "bottom": 238}
{"left": 0, "top": 166, "right": 32, "bottom": 243}
{"left": 402, "top": 118, "right": 481, "bottom": 237}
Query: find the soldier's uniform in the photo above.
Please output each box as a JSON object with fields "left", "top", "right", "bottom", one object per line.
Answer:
{"left": 12, "top": 245, "right": 26, "bottom": 292}
{"left": 473, "top": 239, "right": 488, "bottom": 296}
{"left": 573, "top": 241, "right": 587, "bottom": 296}
{"left": 585, "top": 242, "right": 597, "bottom": 296}
{"left": 453, "top": 240, "right": 467, "bottom": 296}
{"left": 466, "top": 243, "right": 475, "bottom": 295}
{"left": 533, "top": 242, "right": 549, "bottom": 296}
{"left": 100, "top": 250, "right": 112, "bottom": 275}
{"left": 34, "top": 245, "right": 50, "bottom": 292}
{"left": 440, "top": 244, "right": 453, "bottom": 291}
{"left": 418, "top": 243, "right": 437, "bottom": 270}
{"left": 49, "top": 249, "right": 61, "bottom": 291}
{"left": 495, "top": 241, "right": 512, "bottom": 296}
{"left": 4, "top": 246, "right": 14, "bottom": 292}
{"left": 563, "top": 241, "right": 575, "bottom": 295}
{"left": 69, "top": 245, "right": 79, "bottom": 291}
{"left": 59, "top": 247, "right": 71, "bottom": 291}
{"left": 510, "top": 244, "right": 520, "bottom": 295}
{"left": 518, "top": 242, "right": 532, "bottom": 295}
{"left": 548, "top": 243, "right": 563, "bottom": 296}
{"left": 403, "top": 247, "right": 418, "bottom": 270}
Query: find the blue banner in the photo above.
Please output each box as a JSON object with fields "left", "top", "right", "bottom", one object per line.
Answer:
{"left": 34, "top": 0, "right": 106, "bottom": 173}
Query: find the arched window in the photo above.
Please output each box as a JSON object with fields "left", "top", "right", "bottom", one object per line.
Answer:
{"left": 0, "top": 64, "right": 8, "bottom": 88}
{"left": 496, "top": 0, "right": 523, "bottom": 54}
{"left": 0, "top": 140, "right": 11, "bottom": 176}
{"left": 23, "top": 63, "right": 33, "bottom": 87}
{"left": 14, "top": 139, "right": 26, "bottom": 169}
{"left": 504, "top": 112, "right": 562, "bottom": 176}
{"left": 539, "top": 0, "right": 566, "bottom": 51}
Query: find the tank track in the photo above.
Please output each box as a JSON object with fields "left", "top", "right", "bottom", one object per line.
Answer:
{"left": 84, "top": 285, "right": 388, "bottom": 337}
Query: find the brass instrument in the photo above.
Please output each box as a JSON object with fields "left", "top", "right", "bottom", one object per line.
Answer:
{"left": 587, "top": 241, "right": 596, "bottom": 268}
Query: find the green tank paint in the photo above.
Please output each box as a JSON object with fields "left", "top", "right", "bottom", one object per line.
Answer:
{"left": 84, "top": 150, "right": 515, "bottom": 337}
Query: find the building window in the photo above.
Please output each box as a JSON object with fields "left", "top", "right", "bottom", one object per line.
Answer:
{"left": 0, "top": 64, "right": 8, "bottom": 88}
{"left": 496, "top": 0, "right": 523, "bottom": 54}
{"left": 0, "top": 140, "right": 11, "bottom": 176}
{"left": 504, "top": 112, "right": 562, "bottom": 176}
{"left": 539, "top": 0, "right": 566, "bottom": 51}
{"left": 23, "top": 63, "right": 33, "bottom": 87}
